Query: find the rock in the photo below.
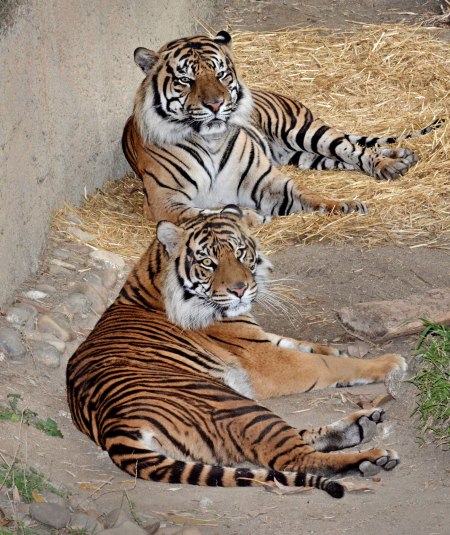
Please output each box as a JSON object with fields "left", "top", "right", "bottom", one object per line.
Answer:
{"left": 83, "top": 271, "right": 104, "bottom": 287}
{"left": 50, "top": 258, "right": 78, "bottom": 271}
{"left": 101, "top": 269, "right": 118, "bottom": 289}
{"left": 77, "top": 283, "right": 107, "bottom": 314}
{"left": 29, "top": 502, "right": 71, "bottom": 529}
{"left": 77, "top": 313, "right": 100, "bottom": 331}
{"left": 104, "top": 508, "right": 130, "bottom": 529}
{"left": 24, "top": 331, "right": 66, "bottom": 353}
{"left": 97, "top": 520, "right": 147, "bottom": 535}
{"left": 0, "top": 325, "right": 26, "bottom": 361}
{"left": 36, "top": 283, "right": 57, "bottom": 294}
{"left": 69, "top": 512, "right": 104, "bottom": 534}
{"left": 22, "top": 290, "right": 48, "bottom": 300}
{"left": 142, "top": 518, "right": 161, "bottom": 535}
{"left": 29, "top": 341, "right": 61, "bottom": 368}
{"left": 90, "top": 249, "right": 125, "bottom": 271}
{"left": 40, "top": 490, "right": 69, "bottom": 508}
{"left": 65, "top": 212, "right": 84, "bottom": 226}
{"left": 5, "top": 303, "right": 38, "bottom": 330}
{"left": 66, "top": 226, "right": 95, "bottom": 242}
{"left": 346, "top": 341, "right": 371, "bottom": 358}
{"left": 49, "top": 264, "right": 74, "bottom": 277}
{"left": 37, "top": 314, "right": 73, "bottom": 341}
{"left": 53, "top": 248, "right": 71, "bottom": 260}
{"left": 65, "top": 293, "right": 91, "bottom": 315}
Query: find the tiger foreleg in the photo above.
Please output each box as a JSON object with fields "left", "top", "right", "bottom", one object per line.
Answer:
{"left": 252, "top": 170, "right": 368, "bottom": 215}
{"left": 265, "top": 332, "right": 343, "bottom": 356}
{"left": 247, "top": 350, "right": 407, "bottom": 399}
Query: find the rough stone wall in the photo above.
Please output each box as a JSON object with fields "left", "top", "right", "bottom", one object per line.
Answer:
{"left": 0, "top": 0, "right": 216, "bottom": 305}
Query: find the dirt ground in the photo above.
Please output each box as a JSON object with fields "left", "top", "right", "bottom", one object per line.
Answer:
{"left": 1, "top": 1, "right": 449, "bottom": 534}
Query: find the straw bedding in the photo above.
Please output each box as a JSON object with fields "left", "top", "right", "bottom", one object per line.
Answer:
{"left": 54, "top": 25, "right": 449, "bottom": 259}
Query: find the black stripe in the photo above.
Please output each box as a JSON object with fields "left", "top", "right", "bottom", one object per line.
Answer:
{"left": 187, "top": 463, "right": 204, "bottom": 485}
{"left": 310, "top": 125, "right": 331, "bottom": 154}
{"left": 206, "top": 465, "right": 225, "bottom": 486}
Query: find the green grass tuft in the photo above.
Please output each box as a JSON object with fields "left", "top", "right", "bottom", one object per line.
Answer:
{"left": 0, "top": 394, "right": 63, "bottom": 438}
{"left": 412, "top": 320, "right": 450, "bottom": 446}
{"left": 0, "top": 463, "right": 62, "bottom": 504}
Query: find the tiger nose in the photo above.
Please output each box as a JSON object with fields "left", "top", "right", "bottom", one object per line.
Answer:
{"left": 203, "top": 97, "right": 224, "bottom": 113}
{"left": 228, "top": 282, "right": 248, "bottom": 298}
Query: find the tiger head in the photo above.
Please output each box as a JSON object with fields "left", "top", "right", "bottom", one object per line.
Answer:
{"left": 133, "top": 31, "right": 253, "bottom": 145}
{"left": 156, "top": 206, "right": 272, "bottom": 330}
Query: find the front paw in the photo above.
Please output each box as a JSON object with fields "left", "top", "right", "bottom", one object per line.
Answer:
{"left": 374, "top": 353, "right": 407, "bottom": 380}
{"left": 318, "top": 199, "right": 368, "bottom": 215}
{"left": 373, "top": 148, "right": 418, "bottom": 180}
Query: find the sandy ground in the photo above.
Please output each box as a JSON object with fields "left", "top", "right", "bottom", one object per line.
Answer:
{"left": 0, "top": 1, "right": 449, "bottom": 534}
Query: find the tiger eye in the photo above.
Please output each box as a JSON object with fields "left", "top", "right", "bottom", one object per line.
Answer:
{"left": 201, "top": 258, "right": 213, "bottom": 267}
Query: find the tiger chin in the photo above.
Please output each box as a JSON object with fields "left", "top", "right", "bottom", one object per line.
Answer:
{"left": 122, "top": 31, "right": 442, "bottom": 225}
{"left": 67, "top": 206, "right": 407, "bottom": 498}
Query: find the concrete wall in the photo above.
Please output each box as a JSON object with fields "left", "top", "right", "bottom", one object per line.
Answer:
{"left": 0, "top": 0, "right": 216, "bottom": 305}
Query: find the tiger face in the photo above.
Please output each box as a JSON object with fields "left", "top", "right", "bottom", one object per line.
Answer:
{"left": 134, "top": 31, "right": 253, "bottom": 144}
{"left": 156, "top": 206, "right": 272, "bottom": 329}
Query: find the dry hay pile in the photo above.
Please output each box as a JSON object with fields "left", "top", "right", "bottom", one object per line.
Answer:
{"left": 54, "top": 25, "right": 449, "bottom": 259}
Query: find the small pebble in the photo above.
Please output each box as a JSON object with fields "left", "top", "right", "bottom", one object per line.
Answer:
{"left": 37, "top": 313, "right": 73, "bottom": 342}
{"left": 22, "top": 290, "right": 48, "bottom": 300}
{"left": 29, "top": 502, "right": 71, "bottom": 529}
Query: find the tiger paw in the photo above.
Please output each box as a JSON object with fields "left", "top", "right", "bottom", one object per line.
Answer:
{"left": 373, "top": 353, "right": 407, "bottom": 381}
{"left": 358, "top": 449, "right": 400, "bottom": 476}
{"left": 373, "top": 148, "right": 418, "bottom": 180}
{"left": 242, "top": 208, "right": 271, "bottom": 227}
{"left": 317, "top": 199, "right": 368, "bottom": 215}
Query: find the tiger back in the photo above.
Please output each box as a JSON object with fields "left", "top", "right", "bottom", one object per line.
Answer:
{"left": 122, "top": 31, "right": 442, "bottom": 224}
{"left": 67, "top": 206, "right": 406, "bottom": 498}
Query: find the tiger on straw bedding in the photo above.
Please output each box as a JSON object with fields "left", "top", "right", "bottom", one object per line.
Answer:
{"left": 122, "top": 30, "right": 442, "bottom": 225}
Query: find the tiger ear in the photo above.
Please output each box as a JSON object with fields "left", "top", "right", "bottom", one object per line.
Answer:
{"left": 134, "top": 47, "right": 159, "bottom": 74}
{"left": 214, "top": 31, "right": 232, "bottom": 47}
{"left": 156, "top": 221, "right": 184, "bottom": 254}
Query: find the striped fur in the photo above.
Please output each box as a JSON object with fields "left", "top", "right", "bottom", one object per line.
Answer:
{"left": 67, "top": 207, "right": 406, "bottom": 497}
{"left": 122, "top": 31, "right": 442, "bottom": 224}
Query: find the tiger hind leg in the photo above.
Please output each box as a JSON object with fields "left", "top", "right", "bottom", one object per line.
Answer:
{"left": 298, "top": 408, "right": 386, "bottom": 452}
{"left": 229, "top": 409, "right": 400, "bottom": 479}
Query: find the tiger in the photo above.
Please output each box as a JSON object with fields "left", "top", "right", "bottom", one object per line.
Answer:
{"left": 67, "top": 206, "right": 407, "bottom": 498}
{"left": 122, "top": 30, "right": 442, "bottom": 224}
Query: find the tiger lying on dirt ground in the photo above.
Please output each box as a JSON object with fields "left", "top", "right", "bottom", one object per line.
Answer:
{"left": 67, "top": 207, "right": 407, "bottom": 497}
{"left": 122, "top": 31, "right": 441, "bottom": 223}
